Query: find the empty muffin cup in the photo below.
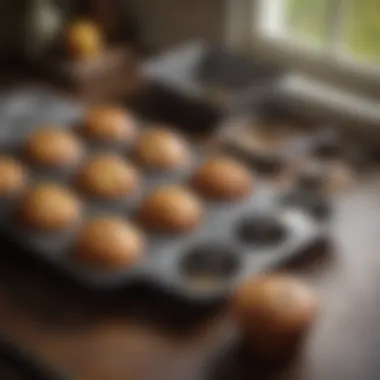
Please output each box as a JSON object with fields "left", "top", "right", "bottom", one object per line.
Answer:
{"left": 237, "top": 214, "right": 287, "bottom": 246}
{"left": 180, "top": 244, "right": 240, "bottom": 290}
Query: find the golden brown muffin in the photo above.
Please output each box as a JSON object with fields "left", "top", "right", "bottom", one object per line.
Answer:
{"left": 74, "top": 216, "right": 144, "bottom": 269}
{"left": 65, "top": 19, "right": 104, "bottom": 60}
{"left": 0, "top": 156, "right": 28, "bottom": 197}
{"left": 133, "top": 128, "right": 190, "bottom": 170}
{"left": 191, "top": 156, "right": 253, "bottom": 200}
{"left": 18, "top": 183, "right": 82, "bottom": 232}
{"left": 231, "top": 275, "right": 319, "bottom": 359}
{"left": 139, "top": 185, "right": 203, "bottom": 233}
{"left": 76, "top": 154, "right": 139, "bottom": 199}
{"left": 25, "top": 127, "right": 83, "bottom": 168}
{"left": 82, "top": 106, "right": 137, "bottom": 143}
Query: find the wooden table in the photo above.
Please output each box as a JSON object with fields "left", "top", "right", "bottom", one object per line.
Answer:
{"left": 0, "top": 176, "right": 379, "bottom": 380}
{"left": 0, "top": 76, "right": 380, "bottom": 380}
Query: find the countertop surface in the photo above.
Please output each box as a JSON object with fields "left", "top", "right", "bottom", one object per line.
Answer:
{"left": 1, "top": 178, "right": 380, "bottom": 380}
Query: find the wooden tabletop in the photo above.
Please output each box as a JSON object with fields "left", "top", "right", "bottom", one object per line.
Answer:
{"left": 0, "top": 175, "right": 379, "bottom": 380}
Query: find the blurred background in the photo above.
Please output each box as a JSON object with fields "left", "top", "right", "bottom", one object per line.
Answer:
{"left": 0, "top": 1, "right": 380, "bottom": 380}
{"left": 1, "top": 0, "right": 379, "bottom": 98}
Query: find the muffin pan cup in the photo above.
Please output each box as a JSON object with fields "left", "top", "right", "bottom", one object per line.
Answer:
{"left": 147, "top": 186, "right": 324, "bottom": 302}
{"left": 0, "top": 87, "right": 325, "bottom": 303}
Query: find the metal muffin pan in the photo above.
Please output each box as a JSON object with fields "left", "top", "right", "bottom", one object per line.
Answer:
{"left": 142, "top": 41, "right": 284, "bottom": 107}
{"left": 0, "top": 87, "right": 324, "bottom": 302}
{"left": 220, "top": 86, "right": 339, "bottom": 173}
{"left": 139, "top": 41, "right": 284, "bottom": 135}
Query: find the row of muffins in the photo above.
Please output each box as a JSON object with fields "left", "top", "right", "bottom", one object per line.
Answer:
{"left": 0, "top": 157, "right": 252, "bottom": 270}
{"left": 0, "top": 153, "right": 253, "bottom": 233}
{"left": 22, "top": 106, "right": 189, "bottom": 172}
{"left": 0, "top": 105, "right": 254, "bottom": 203}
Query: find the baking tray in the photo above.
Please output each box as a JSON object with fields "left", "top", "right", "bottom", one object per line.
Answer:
{"left": 123, "top": 79, "right": 223, "bottom": 136}
{"left": 142, "top": 42, "right": 283, "bottom": 97}
{"left": 139, "top": 41, "right": 284, "bottom": 133}
{"left": 219, "top": 84, "right": 344, "bottom": 174}
{"left": 0, "top": 86, "right": 325, "bottom": 303}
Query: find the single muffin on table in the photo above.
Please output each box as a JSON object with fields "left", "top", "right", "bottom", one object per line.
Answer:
{"left": 231, "top": 274, "right": 319, "bottom": 361}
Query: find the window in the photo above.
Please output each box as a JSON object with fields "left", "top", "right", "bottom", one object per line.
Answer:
{"left": 257, "top": 0, "right": 380, "bottom": 64}
{"left": 226, "top": 0, "right": 380, "bottom": 96}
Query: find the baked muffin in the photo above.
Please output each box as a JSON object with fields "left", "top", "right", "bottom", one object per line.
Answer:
{"left": 139, "top": 185, "right": 203, "bottom": 233}
{"left": 18, "top": 183, "right": 82, "bottom": 232}
{"left": 74, "top": 216, "right": 144, "bottom": 269}
{"left": 133, "top": 128, "right": 190, "bottom": 170}
{"left": 76, "top": 154, "right": 139, "bottom": 199}
{"left": 82, "top": 106, "right": 137, "bottom": 143}
{"left": 25, "top": 127, "right": 83, "bottom": 168}
{"left": 231, "top": 275, "right": 319, "bottom": 359}
{"left": 191, "top": 156, "right": 253, "bottom": 200}
{"left": 0, "top": 156, "right": 28, "bottom": 197}
{"left": 66, "top": 19, "right": 104, "bottom": 59}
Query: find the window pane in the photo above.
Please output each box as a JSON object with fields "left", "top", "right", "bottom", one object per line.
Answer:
{"left": 285, "top": 0, "right": 330, "bottom": 45}
{"left": 343, "top": 0, "right": 380, "bottom": 63}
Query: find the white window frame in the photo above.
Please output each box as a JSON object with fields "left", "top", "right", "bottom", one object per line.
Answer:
{"left": 225, "top": 0, "right": 380, "bottom": 98}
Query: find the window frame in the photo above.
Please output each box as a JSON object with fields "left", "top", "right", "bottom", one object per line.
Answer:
{"left": 225, "top": 0, "right": 380, "bottom": 98}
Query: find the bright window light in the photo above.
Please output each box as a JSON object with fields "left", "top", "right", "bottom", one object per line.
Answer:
{"left": 257, "top": 0, "right": 380, "bottom": 65}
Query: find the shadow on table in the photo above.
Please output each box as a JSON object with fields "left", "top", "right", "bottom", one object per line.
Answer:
{"left": 0, "top": 237, "right": 224, "bottom": 337}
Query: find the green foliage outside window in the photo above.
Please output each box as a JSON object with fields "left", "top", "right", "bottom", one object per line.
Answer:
{"left": 286, "top": 0, "right": 329, "bottom": 45}
{"left": 286, "top": 0, "right": 380, "bottom": 62}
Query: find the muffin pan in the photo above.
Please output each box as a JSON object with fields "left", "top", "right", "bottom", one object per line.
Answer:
{"left": 133, "top": 42, "right": 283, "bottom": 136}
{"left": 142, "top": 42, "right": 284, "bottom": 113}
{"left": 0, "top": 87, "right": 324, "bottom": 302}
{"left": 220, "top": 87, "right": 334, "bottom": 174}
